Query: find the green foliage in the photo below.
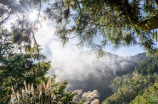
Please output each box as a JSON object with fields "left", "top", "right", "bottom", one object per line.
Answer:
{"left": 130, "top": 78, "right": 158, "bottom": 104}
{"left": 112, "top": 78, "right": 121, "bottom": 86}
{"left": 135, "top": 57, "right": 158, "bottom": 75}
{"left": 1, "top": 0, "right": 158, "bottom": 54}
{"left": 0, "top": 1, "right": 100, "bottom": 104}
{"left": 0, "top": 29, "right": 49, "bottom": 103}
{"left": 103, "top": 73, "right": 158, "bottom": 104}
{"left": 0, "top": 28, "right": 100, "bottom": 103}
{"left": 0, "top": 1, "right": 51, "bottom": 103}
{"left": 44, "top": 0, "right": 158, "bottom": 54}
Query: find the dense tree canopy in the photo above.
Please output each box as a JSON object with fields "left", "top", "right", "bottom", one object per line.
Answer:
{"left": 45, "top": 0, "right": 158, "bottom": 55}
{"left": 1, "top": 0, "right": 158, "bottom": 55}
{"left": 135, "top": 57, "right": 158, "bottom": 75}
{"left": 0, "top": 8, "right": 50, "bottom": 104}
{"left": 0, "top": 0, "right": 50, "bottom": 103}
{"left": 103, "top": 73, "right": 158, "bottom": 104}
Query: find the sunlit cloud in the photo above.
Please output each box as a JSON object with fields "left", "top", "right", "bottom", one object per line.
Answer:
{"left": 35, "top": 21, "right": 138, "bottom": 81}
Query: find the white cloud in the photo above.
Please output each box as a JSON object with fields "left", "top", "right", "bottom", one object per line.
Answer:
{"left": 35, "top": 21, "right": 144, "bottom": 81}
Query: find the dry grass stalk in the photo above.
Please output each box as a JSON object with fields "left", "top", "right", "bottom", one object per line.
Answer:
{"left": 72, "top": 90, "right": 99, "bottom": 104}
{"left": 10, "top": 77, "right": 100, "bottom": 104}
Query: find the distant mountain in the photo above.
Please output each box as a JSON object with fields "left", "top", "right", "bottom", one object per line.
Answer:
{"left": 128, "top": 52, "right": 148, "bottom": 63}
{"left": 57, "top": 52, "right": 148, "bottom": 103}
{"left": 135, "top": 57, "right": 158, "bottom": 75}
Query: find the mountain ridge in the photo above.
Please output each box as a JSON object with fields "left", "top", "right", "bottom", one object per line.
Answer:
{"left": 60, "top": 51, "right": 148, "bottom": 103}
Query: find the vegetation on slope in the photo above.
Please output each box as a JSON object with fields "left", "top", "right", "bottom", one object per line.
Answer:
{"left": 129, "top": 53, "right": 148, "bottom": 64}
{"left": 103, "top": 73, "right": 157, "bottom": 104}
{"left": 103, "top": 56, "right": 158, "bottom": 104}
{"left": 130, "top": 77, "right": 158, "bottom": 104}
{"left": 135, "top": 57, "right": 158, "bottom": 75}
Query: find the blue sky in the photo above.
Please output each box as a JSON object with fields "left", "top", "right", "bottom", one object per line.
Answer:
{"left": 105, "top": 45, "right": 145, "bottom": 56}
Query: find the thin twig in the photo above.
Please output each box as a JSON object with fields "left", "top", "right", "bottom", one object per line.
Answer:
{"left": 0, "top": 9, "right": 8, "bottom": 18}
{"left": 0, "top": 12, "right": 11, "bottom": 25}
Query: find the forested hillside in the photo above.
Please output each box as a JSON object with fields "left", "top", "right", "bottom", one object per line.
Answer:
{"left": 62, "top": 52, "right": 148, "bottom": 103}
{"left": 129, "top": 53, "right": 148, "bottom": 63}
{"left": 135, "top": 57, "right": 158, "bottom": 75}
{"left": 103, "top": 55, "right": 158, "bottom": 104}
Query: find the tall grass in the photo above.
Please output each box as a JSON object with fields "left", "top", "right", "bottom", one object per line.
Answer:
{"left": 10, "top": 76, "right": 99, "bottom": 104}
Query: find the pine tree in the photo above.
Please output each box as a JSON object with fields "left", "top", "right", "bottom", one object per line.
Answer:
{"left": 2, "top": 0, "right": 158, "bottom": 55}
{"left": 44, "top": 0, "right": 158, "bottom": 55}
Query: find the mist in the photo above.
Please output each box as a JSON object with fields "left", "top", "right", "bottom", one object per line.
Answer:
{"left": 47, "top": 51, "right": 136, "bottom": 102}
{"left": 36, "top": 22, "right": 138, "bottom": 103}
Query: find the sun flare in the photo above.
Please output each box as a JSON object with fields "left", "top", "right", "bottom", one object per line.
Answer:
{"left": 29, "top": 10, "right": 38, "bottom": 22}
